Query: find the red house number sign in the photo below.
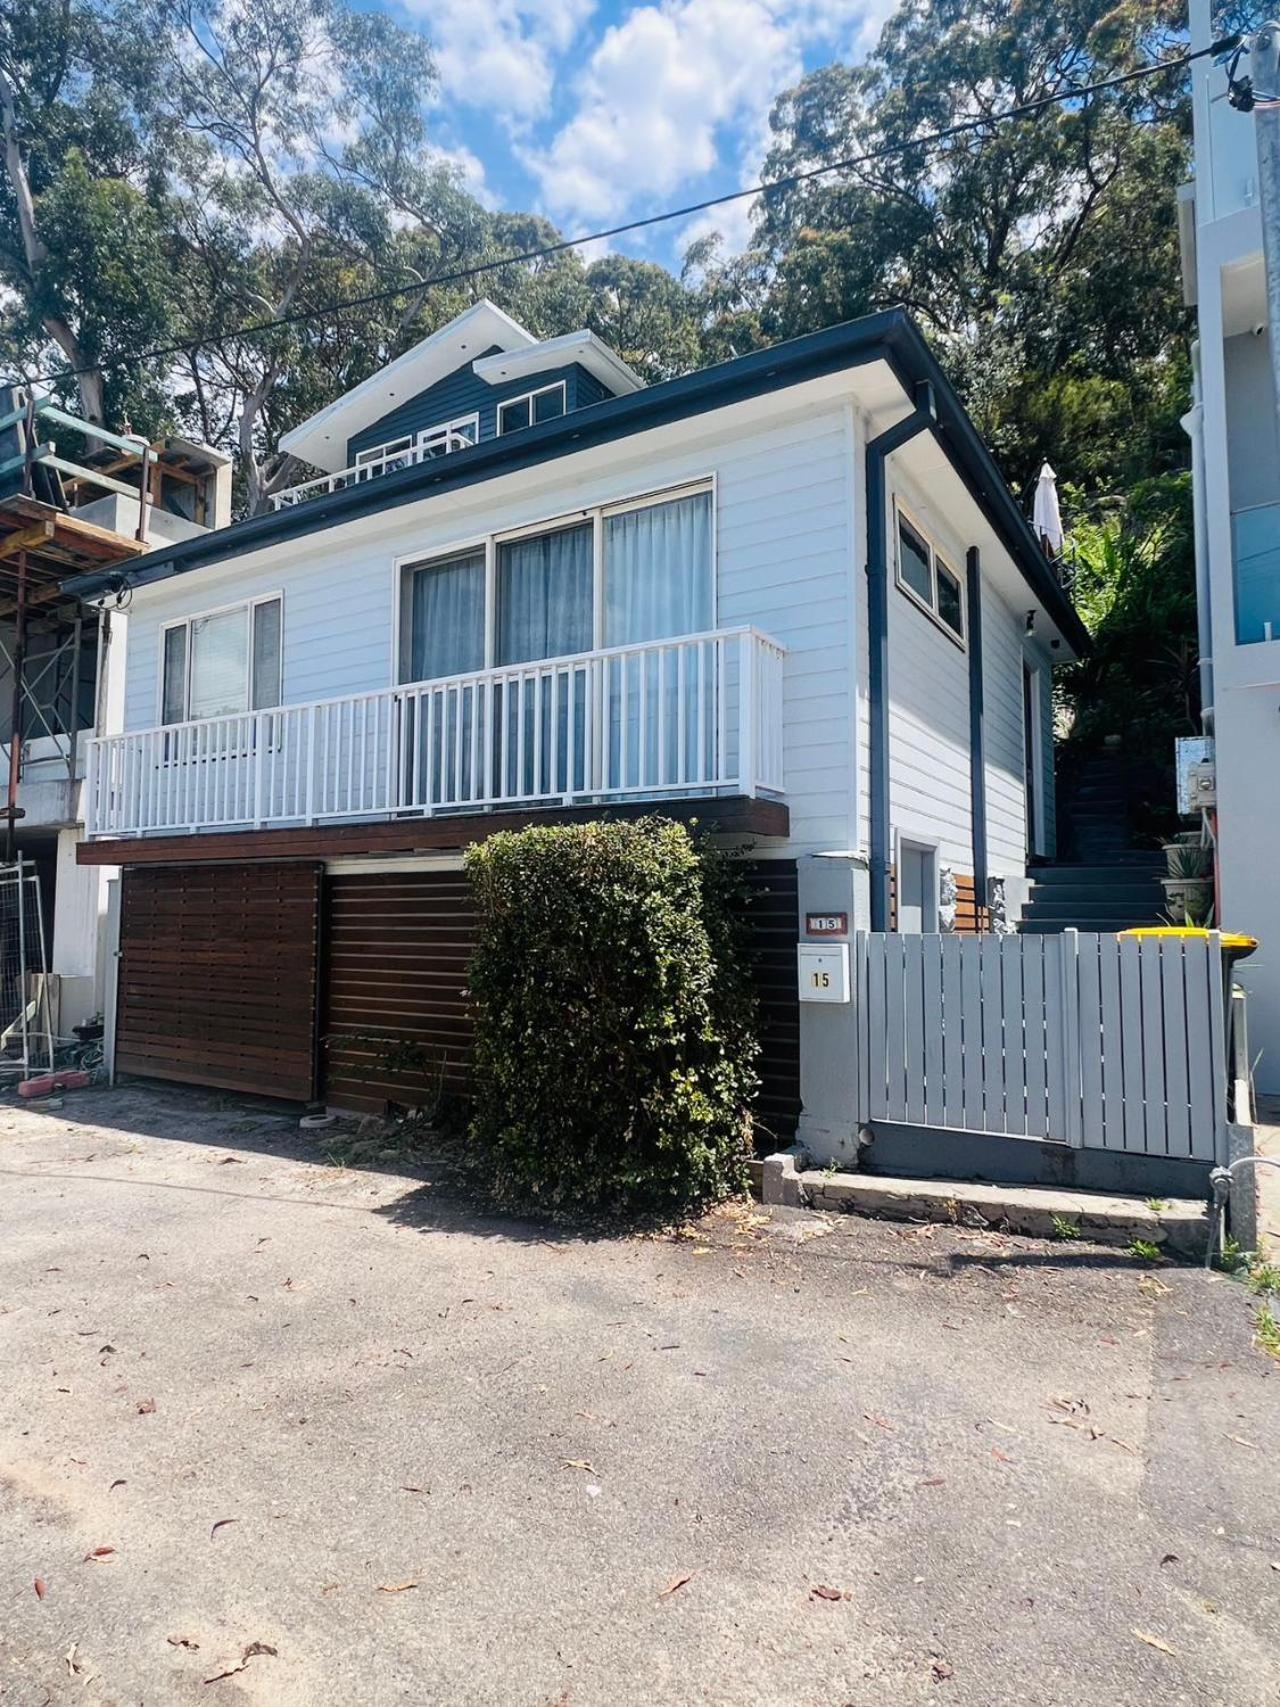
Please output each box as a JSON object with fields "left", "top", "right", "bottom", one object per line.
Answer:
{"left": 805, "top": 912, "right": 848, "bottom": 938}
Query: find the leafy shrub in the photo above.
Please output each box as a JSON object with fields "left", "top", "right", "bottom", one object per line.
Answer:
{"left": 464, "top": 816, "right": 759, "bottom": 1217}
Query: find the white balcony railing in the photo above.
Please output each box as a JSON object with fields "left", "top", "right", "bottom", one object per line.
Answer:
{"left": 271, "top": 425, "right": 476, "bottom": 509}
{"left": 86, "top": 627, "right": 785, "bottom": 839}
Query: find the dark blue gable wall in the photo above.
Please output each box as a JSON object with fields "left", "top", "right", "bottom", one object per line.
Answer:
{"left": 346, "top": 352, "right": 616, "bottom": 464}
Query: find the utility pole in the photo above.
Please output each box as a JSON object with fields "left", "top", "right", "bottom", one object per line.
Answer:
{"left": 1253, "top": 22, "right": 1280, "bottom": 414}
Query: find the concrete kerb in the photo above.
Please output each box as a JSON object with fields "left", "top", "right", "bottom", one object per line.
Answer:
{"left": 760, "top": 1149, "right": 1208, "bottom": 1256}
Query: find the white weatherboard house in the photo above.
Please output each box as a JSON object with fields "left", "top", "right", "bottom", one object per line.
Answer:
{"left": 69, "top": 298, "right": 1084, "bottom": 1151}
{"left": 1182, "top": 0, "right": 1280, "bottom": 1094}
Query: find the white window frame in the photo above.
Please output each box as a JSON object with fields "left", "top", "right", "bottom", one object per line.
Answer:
{"left": 354, "top": 435, "right": 412, "bottom": 468}
{"left": 894, "top": 501, "right": 967, "bottom": 648}
{"left": 416, "top": 413, "right": 479, "bottom": 455}
{"left": 157, "top": 591, "right": 284, "bottom": 725}
{"left": 496, "top": 381, "right": 568, "bottom": 437}
{"left": 392, "top": 477, "right": 716, "bottom": 685}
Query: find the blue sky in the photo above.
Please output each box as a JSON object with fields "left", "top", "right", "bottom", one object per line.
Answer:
{"left": 378, "top": 1, "right": 897, "bottom": 272}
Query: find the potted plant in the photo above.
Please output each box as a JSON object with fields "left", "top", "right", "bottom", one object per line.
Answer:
{"left": 1162, "top": 839, "right": 1213, "bottom": 921}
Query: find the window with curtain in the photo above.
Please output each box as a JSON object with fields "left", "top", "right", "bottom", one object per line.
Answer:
{"left": 161, "top": 597, "right": 282, "bottom": 723}
{"left": 603, "top": 489, "right": 712, "bottom": 645}
{"left": 496, "top": 522, "right": 592, "bottom": 664}
{"left": 405, "top": 548, "right": 485, "bottom": 681}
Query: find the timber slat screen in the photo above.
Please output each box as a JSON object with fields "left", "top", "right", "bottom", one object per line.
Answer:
{"left": 323, "top": 869, "right": 476, "bottom": 1115}
{"left": 323, "top": 859, "right": 801, "bottom": 1137}
{"left": 740, "top": 860, "right": 801, "bottom": 1141}
{"left": 116, "top": 863, "right": 321, "bottom": 1100}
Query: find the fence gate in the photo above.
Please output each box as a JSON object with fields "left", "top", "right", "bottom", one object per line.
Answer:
{"left": 854, "top": 930, "right": 1228, "bottom": 1163}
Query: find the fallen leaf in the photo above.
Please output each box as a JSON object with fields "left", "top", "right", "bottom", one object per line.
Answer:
{"left": 920, "top": 1477, "right": 947, "bottom": 1487}
{"left": 137, "top": 1397, "right": 157, "bottom": 1415}
{"left": 33, "top": 1576, "right": 47, "bottom": 1600}
{"left": 1224, "top": 1433, "right": 1259, "bottom": 1450}
{"left": 167, "top": 1635, "right": 200, "bottom": 1651}
{"left": 210, "top": 1519, "right": 237, "bottom": 1540}
{"left": 1134, "top": 1630, "right": 1177, "bottom": 1657}
{"left": 217, "top": 1156, "right": 245, "bottom": 1165}
{"left": 401, "top": 1485, "right": 428, "bottom": 1494}
{"left": 202, "top": 1641, "right": 277, "bottom": 1684}
{"left": 810, "top": 1584, "right": 844, "bottom": 1602}
{"left": 1159, "top": 1554, "right": 1179, "bottom": 1567}
{"left": 932, "top": 1660, "right": 955, "bottom": 1681}
{"left": 562, "top": 1459, "right": 595, "bottom": 1473}
{"left": 376, "top": 1580, "right": 419, "bottom": 1594}
{"left": 65, "top": 1643, "right": 83, "bottom": 1677}
{"left": 83, "top": 1545, "right": 116, "bottom": 1561}
{"left": 991, "top": 1448, "right": 1014, "bottom": 1463}
{"left": 109, "top": 1479, "right": 127, "bottom": 1492}
{"left": 659, "top": 1572, "right": 695, "bottom": 1598}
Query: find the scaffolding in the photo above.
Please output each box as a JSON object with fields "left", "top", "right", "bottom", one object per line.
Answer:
{"left": 0, "top": 857, "right": 54, "bottom": 1082}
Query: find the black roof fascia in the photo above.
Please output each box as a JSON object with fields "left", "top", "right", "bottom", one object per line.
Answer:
{"left": 65, "top": 306, "right": 1086, "bottom": 651}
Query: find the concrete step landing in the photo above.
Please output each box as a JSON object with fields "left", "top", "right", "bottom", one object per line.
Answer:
{"left": 760, "top": 1151, "right": 1207, "bottom": 1256}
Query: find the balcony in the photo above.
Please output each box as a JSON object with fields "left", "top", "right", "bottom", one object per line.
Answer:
{"left": 271, "top": 423, "right": 477, "bottom": 510}
{"left": 85, "top": 627, "right": 785, "bottom": 840}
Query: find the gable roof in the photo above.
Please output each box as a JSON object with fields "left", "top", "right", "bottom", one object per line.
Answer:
{"left": 279, "top": 299, "right": 536, "bottom": 472}
{"left": 65, "top": 308, "right": 1088, "bottom": 654}
{"left": 472, "top": 331, "right": 642, "bottom": 396}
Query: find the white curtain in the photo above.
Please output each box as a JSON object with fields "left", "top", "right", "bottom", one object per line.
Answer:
{"left": 604, "top": 492, "right": 713, "bottom": 787}
{"left": 496, "top": 523, "right": 592, "bottom": 665}
{"left": 604, "top": 491, "right": 711, "bottom": 645}
{"left": 409, "top": 549, "right": 485, "bottom": 681}
{"left": 408, "top": 550, "right": 485, "bottom": 803}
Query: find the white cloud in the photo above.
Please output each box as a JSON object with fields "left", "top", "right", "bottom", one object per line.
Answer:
{"left": 522, "top": 0, "right": 893, "bottom": 247}
{"left": 408, "top": 0, "right": 596, "bottom": 124}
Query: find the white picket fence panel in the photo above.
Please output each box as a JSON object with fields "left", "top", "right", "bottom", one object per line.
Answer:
{"left": 854, "top": 930, "right": 1228, "bottom": 1162}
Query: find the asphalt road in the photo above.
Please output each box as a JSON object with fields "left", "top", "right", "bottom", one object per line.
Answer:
{"left": 1, "top": 1085, "right": 1277, "bottom": 1706}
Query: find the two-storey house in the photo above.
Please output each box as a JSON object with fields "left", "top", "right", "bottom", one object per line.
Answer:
{"left": 68, "top": 299, "right": 1085, "bottom": 1145}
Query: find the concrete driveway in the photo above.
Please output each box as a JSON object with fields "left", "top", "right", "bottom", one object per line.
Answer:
{"left": 1, "top": 1085, "right": 1276, "bottom": 1707}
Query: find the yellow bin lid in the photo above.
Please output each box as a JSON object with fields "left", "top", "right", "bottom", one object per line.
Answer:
{"left": 1117, "top": 927, "right": 1258, "bottom": 958}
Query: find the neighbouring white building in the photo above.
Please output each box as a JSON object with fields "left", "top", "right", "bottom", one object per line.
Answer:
{"left": 1181, "top": 1, "right": 1280, "bottom": 1092}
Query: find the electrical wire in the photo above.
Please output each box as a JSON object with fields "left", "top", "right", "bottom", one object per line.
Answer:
{"left": 13, "top": 33, "right": 1241, "bottom": 390}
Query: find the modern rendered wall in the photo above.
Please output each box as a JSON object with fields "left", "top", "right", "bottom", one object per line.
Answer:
{"left": 120, "top": 394, "right": 859, "bottom": 859}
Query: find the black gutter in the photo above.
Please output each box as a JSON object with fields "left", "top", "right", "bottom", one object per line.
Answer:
{"left": 966, "top": 546, "right": 988, "bottom": 925}
{"left": 62, "top": 309, "right": 1089, "bottom": 654}
{"left": 866, "top": 382, "right": 937, "bottom": 933}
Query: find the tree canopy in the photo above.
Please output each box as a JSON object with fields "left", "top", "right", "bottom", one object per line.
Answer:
{"left": 2, "top": 0, "right": 1194, "bottom": 541}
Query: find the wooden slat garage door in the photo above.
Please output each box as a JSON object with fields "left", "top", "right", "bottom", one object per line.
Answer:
{"left": 322, "top": 860, "right": 799, "bottom": 1135}
{"left": 323, "top": 869, "right": 476, "bottom": 1115}
{"left": 117, "top": 863, "right": 321, "bottom": 1099}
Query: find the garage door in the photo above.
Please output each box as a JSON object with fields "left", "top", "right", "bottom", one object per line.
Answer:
{"left": 116, "top": 863, "right": 321, "bottom": 1100}
{"left": 323, "top": 868, "right": 475, "bottom": 1115}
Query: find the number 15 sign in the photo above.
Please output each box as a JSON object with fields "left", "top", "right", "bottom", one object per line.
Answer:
{"left": 797, "top": 943, "right": 850, "bottom": 1003}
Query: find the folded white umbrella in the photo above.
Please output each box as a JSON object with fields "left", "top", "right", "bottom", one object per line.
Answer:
{"left": 1033, "top": 462, "right": 1064, "bottom": 556}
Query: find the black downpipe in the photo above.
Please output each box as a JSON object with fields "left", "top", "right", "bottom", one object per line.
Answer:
{"left": 966, "top": 546, "right": 987, "bottom": 925}
{"left": 866, "top": 383, "right": 937, "bottom": 931}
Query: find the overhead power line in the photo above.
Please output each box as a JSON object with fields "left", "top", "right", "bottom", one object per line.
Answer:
{"left": 18, "top": 34, "right": 1239, "bottom": 390}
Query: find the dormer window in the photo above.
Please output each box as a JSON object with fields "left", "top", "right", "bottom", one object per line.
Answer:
{"left": 497, "top": 381, "right": 567, "bottom": 436}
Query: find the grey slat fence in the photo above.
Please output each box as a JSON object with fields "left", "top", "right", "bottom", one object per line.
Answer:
{"left": 854, "top": 930, "right": 1228, "bottom": 1162}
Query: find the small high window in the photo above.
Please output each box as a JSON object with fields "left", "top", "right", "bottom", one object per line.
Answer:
{"left": 895, "top": 507, "right": 966, "bottom": 644}
{"left": 497, "top": 381, "right": 567, "bottom": 436}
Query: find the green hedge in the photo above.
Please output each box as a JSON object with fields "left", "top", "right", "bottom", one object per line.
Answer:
{"left": 464, "top": 816, "right": 759, "bottom": 1217}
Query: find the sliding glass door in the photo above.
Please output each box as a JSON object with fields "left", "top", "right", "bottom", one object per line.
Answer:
{"left": 399, "top": 483, "right": 715, "bottom": 806}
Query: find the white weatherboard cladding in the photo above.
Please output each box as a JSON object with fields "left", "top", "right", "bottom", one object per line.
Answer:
{"left": 122, "top": 398, "right": 858, "bottom": 857}
{"left": 982, "top": 587, "right": 1033, "bottom": 878}
{"left": 852, "top": 460, "right": 1040, "bottom": 886}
